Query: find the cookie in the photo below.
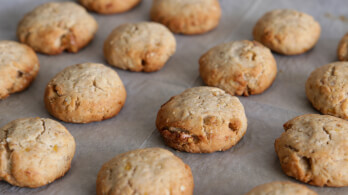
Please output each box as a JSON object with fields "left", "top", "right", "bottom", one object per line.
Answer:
{"left": 79, "top": 0, "right": 141, "bottom": 14}
{"left": 253, "top": 9, "right": 321, "bottom": 55}
{"left": 0, "top": 41, "right": 39, "bottom": 99}
{"left": 44, "top": 63, "right": 126, "bottom": 123}
{"left": 156, "top": 87, "right": 247, "bottom": 153}
{"left": 0, "top": 117, "right": 75, "bottom": 188}
{"left": 275, "top": 114, "right": 348, "bottom": 187}
{"left": 245, "top": 181, "right": 317, "bottom": 195}
{"left": 96, "top": 148, "right": 194, "bottom": 195}
{"left": 199, "top": 40, "right": 277, "bottom": 96}
{"left": 306, "top": 62, "right": 348, "bottom": 119}
{"left": 337, "top": 33, "right": 348, "bottom": 61}
{"left": 17, "top": 2, "right": 98, "bottom": 55}
{"left": 104, "top": 22, "right": 176, "bottom": 72}
{"left": 150, "top": 0, "right": 221, "bottom": 35}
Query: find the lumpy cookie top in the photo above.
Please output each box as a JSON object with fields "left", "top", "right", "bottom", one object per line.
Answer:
{"left": 79, "top": 0, "right": 141, "bottom": 14}
{"left": 96, "top": 148, "right": 194, "bottom": 195}
{"left": 337, "top": 33, "right": 348, "bottom": 61}
{"left": 306, "top": 62, "right": 348, "bottom": 119}
{"left": 199, "top": 40, "right": 277, "bottom": 96}
{"left": 0, "top": 40, "right": 39, "bottom": 99}
{"left": 0, "top": 118, "right": 75, "bottom": 188}
{"left": 17, "top": 2, "right": 97, "bottom": 55}
{"left": 275, "top": 114, "right": 348, "bottom": 187}
{"left": 245, "top": 181, "right": 317, "bottom": 195}
{"left": 253, "top": 9, "right": 320, "bottom": 55}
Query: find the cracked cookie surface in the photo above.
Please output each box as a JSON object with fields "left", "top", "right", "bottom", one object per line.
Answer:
{"left": 0, "top": 117, "right": 75, "bottom": 188}
{"left": 17, "top": 2, "right": 97, "bottom": 55}
{"left": 79, "top": 0, "right": 141, "bottom": 14}
{"left": 44, "top": 63, "right": 126, "bottom": 123}
{"left": 96, "top": 148, "right": 193, "bottom": 195}
{"left": 306, "top": 62, "right": 348, "bottom": 119}
{"left": 0, "top": 41, "right": 39, "bottom": 99}
{"left": 156, "top": 87, "right": 247, "bottom": 153}
{"left": 150, "top": 0, "right": 221, "bottom": 35}
{"left": 104, "top": 22, "right": 176, "bottom": 72}
{"left": 275, "top": 114, "right": 348, "bottom": 187}
{"left": 245, "top": 181, "right": 317, "bottom": 195}
{"left": 253, "top": 9, "right": 321, "bottom": 55}
{"left": 199, "top": 40, "right": 277, "bottom": 96}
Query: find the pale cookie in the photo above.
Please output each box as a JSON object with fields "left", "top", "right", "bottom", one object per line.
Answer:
{"left": 150, "top": 0, "right": 221, "bottom": 35}
{"left": 306, "top": 62, "right": 348, "bottom": 119}
{"left": 253, "top": 9, "right": 321, "bottom": 55}
{"left": 0, "top": 41, "right": 39, "bottom": 99}
{"left": 79, "top": 0, "right": 141, "bottom": 14}
{"left": 44, "top": 63, "right": 126, "bottom": 123}
{"left": 0, "top": 117, "right": 75, "bottom": 188}
{"left": 199, "top": 40, "right": 277, "bottom": 96}
{"left": 96, "top": 148, "right": 194, "bottom": 195}
{"left": 337, "top": 33, "right": 348, "bottom": 61}
{"left": 17, "top": 2, "right": 98, "bottom": 55}
{"left": 156, "top": 87, "right": 247, "bottom": 153}
{"left": 275, "top": 114, "right": 348, "bottom": 187}
{"left": 245, "top": 181, "right": 317, "bottom": 195}
{"left": 104, "top": 22, "right": 176, "bottom": 72}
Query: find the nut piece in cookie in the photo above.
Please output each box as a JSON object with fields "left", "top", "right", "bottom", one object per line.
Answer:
{"left": 199, "top": 40, "right": 277, "bottom": 96}
{"left": 275, "top": 114, "right": 348, "bottom": 187}
{"left": 0, "top": 117, "right": 75, "bottom": 188}
{"left": 44, "top": 63, "right": 126, "bottom": 123}
{"left": 150, "top": 0, "right": 221, "bottom": 35}
{"left": 306, "top": 62, "right": 348, "bottom": 119}
{"left": 156, "top": 87, "right": 247, "bottom": 153}
{"left": 253, "top": 9, "right": 321, "bottom": 55}
{"left": 104, "top": 22, "right": 176, "bottom": 72}
{"left": 245, "top": 181, "right": 318, "bottom": 195}
{"left": 337, "top": 33, "right": 348, "bottom": 61}
{"left": 96, "top": 148, "right": 194, "bottom": 195}
{"left": 17, "top": 2, "right": 98, "bottom": 55}
{"left": 79, "top": 0, "right": 141, "bottom": 14}
{"left": 0, "top": 41, "right": 39, "bottom": 99}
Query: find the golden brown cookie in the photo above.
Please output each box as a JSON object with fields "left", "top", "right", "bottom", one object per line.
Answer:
{"left": 253, "top": 9, "right": 321, "bottom": 55}
{"left": 275, "top": 114, "right": 348, "bottom": 187}
{"left": 96, "top": 148, "right": 194, "bottom": 195}
{"left": 79, "top": 0, "right": 141, "bottom": 14}
{"left": 44, "top": 63, "right": 126, "bottom": 123}
{"left": 150, "top": 0, "right": 221, "bottom": 35}
{"left": 245, "top": 181, "right": 317, "bottom": 195}
{"left": 337, "top": 33, "right": 348, "bottom": 61}
{"left": 17, "top": 2, "right": 98, "bottom": 55}
{"left": 306, "top": 62, "right": 348, "bottom": 119}
{"left": 104, "top": 22, "right": 176, "bottom": 72}
{"left": 0, "top": 40, "right": 39, "bottom": 99}
{"left": 0, "top": 117, "right": 75, "bottom": 188}
{"left": 156, "top": 87, "right": 247, "bottom": 153}
{"left": 199, "top": 40, "right": 277, "bottom": 96}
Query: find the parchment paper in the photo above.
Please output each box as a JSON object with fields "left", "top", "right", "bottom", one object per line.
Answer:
{"left": 1, "top": 0, "right": 348, "bottom": 194}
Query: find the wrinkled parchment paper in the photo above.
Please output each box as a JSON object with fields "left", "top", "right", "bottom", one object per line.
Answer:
{"left": 1, "top": 0, "right": 348, "bottom": 194}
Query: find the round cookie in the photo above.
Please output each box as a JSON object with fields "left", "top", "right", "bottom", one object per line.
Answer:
{"left": 156, "top": 87, "right": 247, "bottom": 153}
{"left": 44, "top": 63, "right": 126, "bottom": 123}
{"left": 199, "top": 40, "right": 277, "bottom": 96}
{"left": 150, "top": 0, "right": 221, "bottom": 35}
{"left": 245, "top": 181, "right": 317, "bottom": 195}
{"left": 96, "top": 148, "right": 194, "bottom": 195}
{"left": 337, "top": 33, "right": 348, "bottom": 61}
{"left": 79, "top": 0, "right": 141, "bottom": 14}
{"left": 275, "top": 114, "right": 348, "bottom": 187}
{"left": 17, "top": 2, "right": 98, "bottom": 55}
{"left": 104, "top": 22, "right": 176, "bottom": 72}
{"left": 306, "top": 62, "right": 348, "bottom": 119}
{"left": 0, "top": 117, "right": 75, "bottom": 188}
{"left": 253, "top": 9, "right": 321, "bottom": 55}
{"left": 0, "top": 40, "right": 39, "bottom": 99}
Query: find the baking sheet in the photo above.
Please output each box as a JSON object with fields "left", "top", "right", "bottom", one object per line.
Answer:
{"left": 1, "top": 0, "right": 348, "bottom": 194}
